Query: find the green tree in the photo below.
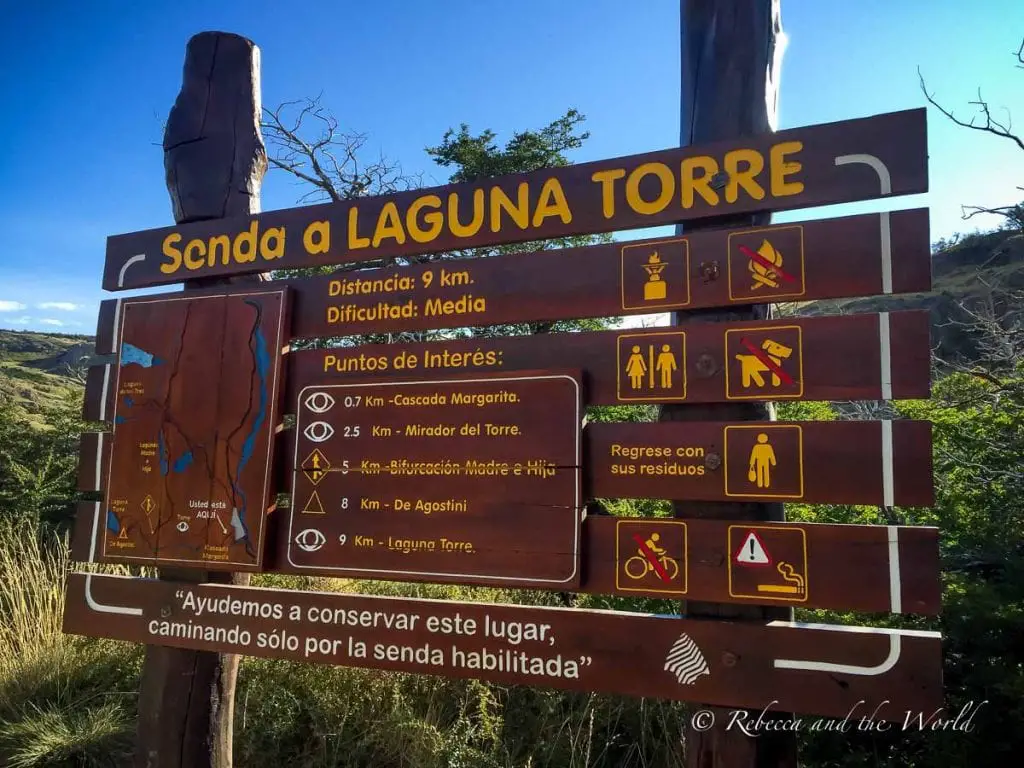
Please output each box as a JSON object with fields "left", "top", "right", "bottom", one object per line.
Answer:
{"left": 0, "top": 389, "right": 85, "bottom": 533}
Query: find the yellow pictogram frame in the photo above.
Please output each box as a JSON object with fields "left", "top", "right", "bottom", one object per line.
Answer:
{"left": 302, "top": 448, "right": 331, "bottom": 486}
{"left": 727, "top": 524, "right": 809, "bottom": 603}
{"left": 615, "top": 331, "right": 688, "bottom": 402}
{"left": 615, "top": 519, "right": 689, "bottom": 595}
{"left": 724, "top": 324, "right": 804, "bottom": 400}
{"left": 620, "top": 238, "right": 692, "bottom": 310}
{"left": 723, "top": 424, "right": 804, "bottom": 499}
{"left": 726, "top": 225, "right": 806, "bottom": 301}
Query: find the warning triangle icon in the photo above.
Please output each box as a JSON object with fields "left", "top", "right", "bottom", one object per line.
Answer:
{"left": 301, "top": 490, "right": 325, "bottom": 515}
{"left": 734, "top": 530, "right": 772, "bottom": 567}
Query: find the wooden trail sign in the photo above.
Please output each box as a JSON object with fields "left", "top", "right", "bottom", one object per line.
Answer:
{"left": 91, "top": 208, "right": 931, "bottom": 347}
{"left": 70, "top": 503, "right": 942, "bottom": 617}
{"left": 64, "top": 574, "right": 943, "bottom": 721}
{"left": 587, "top": 419, "right": 933, "bottom": 507}
{"left": 72, "top": 25, "right": 945, "bottom": 767}
{"left": 274, "top": 311, "right": 929, "bottom": 409}
{"left": 98, "top": 289, "right": 288, "bottom": 571}
{"left": 266, "top": 416, "right": 930, "bottom": 506}
{"left": 102, "top": 109, "right": 928, "bottom": 291}
{"left": 268, "top": 512, "right": 941, "bottom": 615}
{"left": 578, "top": 516, "right": 941, "bottom": 613}
{"left": 84, "top": 412, "right": 932, "bottom": 517}
{"left": 278, "top": 208, "right": 927, "bottom": 338}
{"left": 288, "top": 374, "right": 584, "bottom": 587}
{"left": 85, "top": 307, "right": 930, "bottom": 418}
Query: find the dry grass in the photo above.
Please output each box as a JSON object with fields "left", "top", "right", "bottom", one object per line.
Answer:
{"left": 0, "top": 524, "right": 138, "bottom": 766}
{"left": 0, "top": 526, "right": 686, "bottom": 766}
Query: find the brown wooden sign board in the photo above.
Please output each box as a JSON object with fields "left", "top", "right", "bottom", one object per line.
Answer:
{"left": 97, "top": 290, "right": 289, "bottom": 571}
{"left": 276, "top": 311, "right": 929, "bottom": 409}
{"left": 63, "top": 573, "right": 943, "bottom": 720}
{"left": 578, "top": 516, "right": 940, "bottom": 614}
{"left": 283, "top": 209, "right": 929, "bottom": 339}
{"left": 82, "top": 412, "right": 933, "bottom": 520}
{"left": 271, "top": 511, "right": 941, "bottom": 615}
{"left": 288, "top": 374, "right": 583, "bottom": 587}
{"left": 103, "top": 109, "right": 927, "bottom": 291}
{"left": 90, "top": 209, "right": 930, "bottom": 352}
{"left": 71, "top": 500, "right": 941, "bottom": 616}
{"left": 85, "top": 311, "right": 930, "bottom": 420}
{"left": 587, "top": 419, "right": 933, "bottom": 507}
{"left": 271, "top": 416, "right": 931, "bottom": 505}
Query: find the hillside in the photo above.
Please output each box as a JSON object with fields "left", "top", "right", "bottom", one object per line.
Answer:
{"left": 0, "top": 330, "right": 92, "bottom": 423}
{"left": 792, "top": 228, "right": 1024, "bottom": 364}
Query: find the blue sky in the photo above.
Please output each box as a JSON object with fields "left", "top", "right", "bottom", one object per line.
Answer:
{"left": 0, "top": 0, "right": 1021, "bottom": 334}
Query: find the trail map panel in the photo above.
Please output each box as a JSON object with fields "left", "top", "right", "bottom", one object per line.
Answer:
{"left": 287, "top": 373, "right": 583, "bottom": 587}
{"left": 102, "top": 290, "right": 287, "bottom": 570}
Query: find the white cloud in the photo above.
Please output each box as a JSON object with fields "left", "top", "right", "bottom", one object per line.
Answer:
{"left": 0, "top": 300, "right": 27, "bottom": 311}
{"left": 38, "top": 318, "right": 65, "bottom": 327}
{"left": 37, "top": 302, "right": 80, "bottom": 311}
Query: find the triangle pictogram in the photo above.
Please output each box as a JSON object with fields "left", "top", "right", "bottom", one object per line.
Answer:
{"left": 301, "top": 490, "right": 325, "bottom": 515}
{"left": 734, "top": 529, "right": 772, "bottom": 567}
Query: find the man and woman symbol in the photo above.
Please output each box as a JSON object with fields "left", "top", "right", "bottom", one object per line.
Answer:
{"left": 625, "top": 344, "right": 678, "bottom": 390}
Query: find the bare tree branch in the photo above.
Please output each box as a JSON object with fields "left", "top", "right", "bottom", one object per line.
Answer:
{"left": 918, "top": 68, "right": 1024, "bottom": 152}
{"left": 261, "top": 95, "right": 421, "bottom": 205}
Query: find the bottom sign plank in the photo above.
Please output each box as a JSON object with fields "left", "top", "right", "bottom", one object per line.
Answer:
{"left": 64, "top": 573, "right": 942, "bottom": 720}
{"left": 71, "top": 503, "right": 941, "bottom": 615}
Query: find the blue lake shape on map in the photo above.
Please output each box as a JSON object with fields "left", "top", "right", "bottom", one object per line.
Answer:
{"left": 120, "top": 342, "right": 161, "bottom": 368}
{"left": 106, "top": 509, "right": 120, "bottom": 534}
{"left": 172, "top": 451, "right": 193, "bottom": 473}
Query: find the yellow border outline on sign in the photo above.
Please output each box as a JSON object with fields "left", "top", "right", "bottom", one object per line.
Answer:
{"left": 615, "top": 519, "right": 689, "bottom": 595}
{"left": 726, "top": 524, "right": 809, "bottom": 603}
{"left": 301, "top": 448, "right": 331, "bottom": 486}
{"left": 615, "top": 331, "right": 688, "bottom": 402}
{"left": 620, "top": 238, "right": 692, "bottom": 311}
{"left": 723, "top": 424, "right": 804, "bottom": 499}
{"left": 726, "top": 224, "right": 806, "bottom": 301}
{"left": 724, "top": 324, "right": 805, "bottom": 400}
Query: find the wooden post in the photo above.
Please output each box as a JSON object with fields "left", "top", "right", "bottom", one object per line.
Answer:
{"left": 134, "top": 31, "right": 267, "bottom": 768}
{"left": 668, "top": 2, "right": 799, "bottom": 766}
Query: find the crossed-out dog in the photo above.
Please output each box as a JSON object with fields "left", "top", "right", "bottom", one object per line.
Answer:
{"left": 735, "top": 338, "right": 793, "bottom": 388}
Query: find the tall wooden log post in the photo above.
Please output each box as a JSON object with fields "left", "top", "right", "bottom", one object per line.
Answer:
{"left": 667, "top": 2, "right": 799, "bottom": 766}
{"left": 135, "top": 31, "right": 267, "bottom": 768}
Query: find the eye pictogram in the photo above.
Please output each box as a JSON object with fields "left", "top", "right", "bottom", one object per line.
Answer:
{"left": 295, "top": 528, "right": 326, "bottom": 553}
{"left": 303, "top": 421, "right": 335, "bottom": 443}
{"left": 305, "top": 391, "right": 336, "bottom": 414}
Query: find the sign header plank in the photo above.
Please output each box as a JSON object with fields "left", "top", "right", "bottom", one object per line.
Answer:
{"left": 103, "top": 109, "right": 927, "bottom": 291}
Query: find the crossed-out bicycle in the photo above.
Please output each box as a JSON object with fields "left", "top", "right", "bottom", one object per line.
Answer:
{"left": 624, "top": 552, "right": 679, "bottom": 581}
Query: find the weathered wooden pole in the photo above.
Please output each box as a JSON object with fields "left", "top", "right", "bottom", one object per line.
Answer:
{"left": 667, "top": 2, "right": 799, "bottom": 766}
{"left": 134, "top": 31, "right": 267, "bottom": 768}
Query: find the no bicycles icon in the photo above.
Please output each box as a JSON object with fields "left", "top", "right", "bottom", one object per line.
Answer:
{"left": 615, "top": 519, "right": 688, "bottom": 595}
